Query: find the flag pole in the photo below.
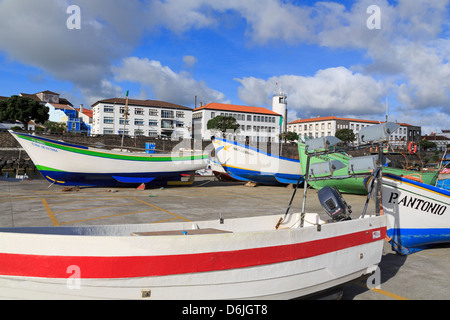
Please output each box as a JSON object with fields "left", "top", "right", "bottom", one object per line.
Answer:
{"left": 120, "top": 90, "right": 129, "bottom": 152}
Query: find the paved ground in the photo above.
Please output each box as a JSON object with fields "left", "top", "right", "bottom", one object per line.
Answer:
{"left": 0, "top": 177, "right": 449, "bottom": 300}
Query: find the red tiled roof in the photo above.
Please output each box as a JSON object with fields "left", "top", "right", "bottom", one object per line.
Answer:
{"left": 194, "top": 103, "right": 280, "bottom": 116}
{"left": 288, "top": 116, "right": 414, "bottom": 127}
{"left": 76, "top": 108, "right": 93, "bottom": 118}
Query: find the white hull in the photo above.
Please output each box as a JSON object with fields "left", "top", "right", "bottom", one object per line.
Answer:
{"left": 212, "top": 138, "right": 302, "bottom": 185}
{"left": 9, "top": 131, "right": 207, "bottom": 186}
{"left": 0, "top": 213, "right": 385, "bottom": 299}
{"left": 382, "top": 174, "right": 450, "bottom": 254}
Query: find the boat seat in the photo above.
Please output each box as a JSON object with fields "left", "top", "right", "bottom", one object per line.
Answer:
{"left": 131, "top": 228, "right": 233, "bottom": 236}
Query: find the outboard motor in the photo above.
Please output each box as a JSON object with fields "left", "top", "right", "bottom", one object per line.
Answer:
{"left": 318, "top": 186, "right": 352, "bottom": 221}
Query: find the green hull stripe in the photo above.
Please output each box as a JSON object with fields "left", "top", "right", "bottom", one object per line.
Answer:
{"left": 16, "top": 133, "right": 207, "bottom": 162}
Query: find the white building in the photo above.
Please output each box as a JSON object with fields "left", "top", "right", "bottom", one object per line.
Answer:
{"left": 92, "top": 98, "right": 193, "bottom": 138}
{"left": 288, "top": 116, "right": 421, "bottom": 147}
{"left": 272, "top": 89, "right": 287, "bottom": 133}
{"left": 192, "top": 103, "right": 282, "bottom": 142}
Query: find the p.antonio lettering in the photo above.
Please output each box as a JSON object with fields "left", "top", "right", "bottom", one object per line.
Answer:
{"left": 388, "top": 192, "right": 447, "bottom": 216}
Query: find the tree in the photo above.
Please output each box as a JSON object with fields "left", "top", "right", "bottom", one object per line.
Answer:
{"left": 279, "top": 131, "right": 298, "bottom": 142}
{"left": 44, "top": 121, "right": 66, "bottom": 133}
{"left": 207, "top": 115, "right": 240, "bottom": 137}
{"left": 0, "top": 95, "right": 49, "bottom": 130}
{"left": 335, "top": 128, "right": 355, "bottom": 145}
{"left": 418, "top": 140, "right": 436, "bottom": 151}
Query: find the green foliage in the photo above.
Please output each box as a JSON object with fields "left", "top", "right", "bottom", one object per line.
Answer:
{"left": 0, "top": 96, "right": 49, "bottom": 130}
{"left": 418, "top": 140, "right": 436, "bottom": 150}
{"left": 207, "top": 115, "right": 240, "bottom": 136}
{"left": 335, "top": 128, "right": 355, "bottom": 144}
{"left": 44, "top": 121, "right": 66, "bottom": 133}
{"left": 279, "top": 131, "right": 298, "bottom": 142}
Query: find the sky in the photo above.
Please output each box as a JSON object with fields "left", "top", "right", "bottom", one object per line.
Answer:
{"left": 0, "top": 0, "right": 449, "bottom": 134}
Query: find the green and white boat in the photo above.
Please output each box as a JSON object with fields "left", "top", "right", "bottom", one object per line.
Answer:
{"left": 298, "top": 142, "right": 438, "bottom": 194}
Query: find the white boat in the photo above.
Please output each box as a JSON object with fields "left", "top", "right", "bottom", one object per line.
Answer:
{"left": 381, "top": 173, "right": 450, "bottom": 255}
{"left": 9, "top": 131, "right": 208, "bottom": 187}
{"left": 0, "top": 213, "right": 385, "bottom": 299}
{"left": 0, "top": 129, "right": 391, "bottom": 299}
{"left": 212, "top": 137, "right": 303, "bottom": 185}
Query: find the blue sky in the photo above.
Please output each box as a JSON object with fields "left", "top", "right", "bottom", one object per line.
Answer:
{"left": 0, "top": 0, "right": 449, "bottom": 134}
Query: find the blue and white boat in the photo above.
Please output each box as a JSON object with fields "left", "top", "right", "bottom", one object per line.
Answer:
{"left": 9, "top": 131, "right": 208, "bottom": 187}
{"left": 212, "top": 137, "right": 303, "bottom": 185}
{"left": 382, "top": 173, "right": 450, "bottom": 255}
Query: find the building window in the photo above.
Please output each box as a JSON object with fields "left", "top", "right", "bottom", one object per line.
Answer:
{"left": 134, "top": 119, "right": 144, "bottom": 126}
{"left": 103, "top": 128, "right": 114, "bottom": 134}
{"left": 149, "top": 109, "right": 158, "bottom": 116}
{"left": 161, "top": 110, "right": 173, "bottom": 118}
{"left": 149, "top": 120, "right": 158, "bottom": 126}
{"left": 135, "top": 108, "right": 144, "bottom": 115}
{"left": 103, "top": 117, "right": 114, "bottom": 124}
{"left": 247, "top": 115, "right": 252, "bottom": 121}
{"left": 211, "top": 112, "right": 215, "bottom": 118}
{"left": 119, "top": 118, "right": 129, "bottom": 125}
{"left": 103, "top": 106, "right": 114, "bottom": 113}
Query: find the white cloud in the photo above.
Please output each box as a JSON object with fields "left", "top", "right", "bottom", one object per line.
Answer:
{"left": 182, "top": 55, "right": 198, "bottom": 68}
{"left": 235, "top": 67, "right": 387, "bottom": 120}
{"left": 113, "top": 57, "right": 227, "bottom": 106}
{"left": 0, "top": 0, "right": 448, "bottom": 128}
{"left": 0, "top": 0, "right": 143, "bottom": 103}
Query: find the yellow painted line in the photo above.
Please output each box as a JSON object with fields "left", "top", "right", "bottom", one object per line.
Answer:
{"left": 53, "top": 201, "right": 140, "bottom": 214}
{"left": 132, "top": 197, "right": 191, "bottom": 222}
{"left": 41, "top": 198, "right": 60, "bottom": 226}
{"left": 357, "top": 282, "right": 408, "bottom": 300}
{"left": 370, "top": 288, "right": 408, "bottom": 300}
{"left": 60, "top": 209, "right": 159, "bottom": 225}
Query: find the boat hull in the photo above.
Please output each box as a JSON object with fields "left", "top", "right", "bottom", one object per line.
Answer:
{"left": 382, "top": 174, "right": 450, "bottom": 255}
{"left": 0, "top": 213, "right": 385, "bottom": 299}
{"left": 9, "top": 131, "right": 208, "bottom": 187}
{"left": 212, "top": 138, "right": 303, "bottom": 185}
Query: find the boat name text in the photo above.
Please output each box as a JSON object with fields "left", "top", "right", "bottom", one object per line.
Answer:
{"left": 387, "top": 192, "right": 447, "bottom": 216}
{"left": 31, "top": 140, "right": 58, "bottom": 153}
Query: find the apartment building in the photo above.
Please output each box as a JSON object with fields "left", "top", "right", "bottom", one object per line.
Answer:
{"left": 288, "top": 116, "right": 421, "bottom": 147}
{"left": 192, "top": 102, "right": 282, "bottom": 142}
{"left": 91, "top": 98, "right": 192, "bottom": 138}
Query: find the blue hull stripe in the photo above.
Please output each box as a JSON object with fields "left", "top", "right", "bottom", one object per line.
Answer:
{"left": 40, "top": 170, "right": 184, "bottom": 187}
{"left": 224, "top": 165, "right": 302, "bottom": 185}
{"left": 387, "top": 227, "right": 450, "bottom": 253}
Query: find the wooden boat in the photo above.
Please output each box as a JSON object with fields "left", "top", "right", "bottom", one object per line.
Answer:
{"left": 212, "top": 137, "right": 303, "bottom": 185}
{"left": 381, "top": 173, "right": 450, "bottom": 255}
{"left": 209, "top": 156, "right": 239, "bottom": 182}
{"left": 298, "top": 143, "right": 438, "bottom": 195}
{"left": 0, "top": 129, "right": 392, "bottom": 300}
{"left": 9, "top": 131, "right": 208, "bottom": 187}
{"left": 0, "top": 213, "right": 385, "bottom": 299}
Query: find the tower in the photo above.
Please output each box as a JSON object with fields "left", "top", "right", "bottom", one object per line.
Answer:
{"left": 272, "top": 83, "right": 287, "bottom": 133}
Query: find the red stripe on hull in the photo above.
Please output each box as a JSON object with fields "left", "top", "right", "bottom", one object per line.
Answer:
{"left": 0, "top": 227, "right": 385, "bottom": 279}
